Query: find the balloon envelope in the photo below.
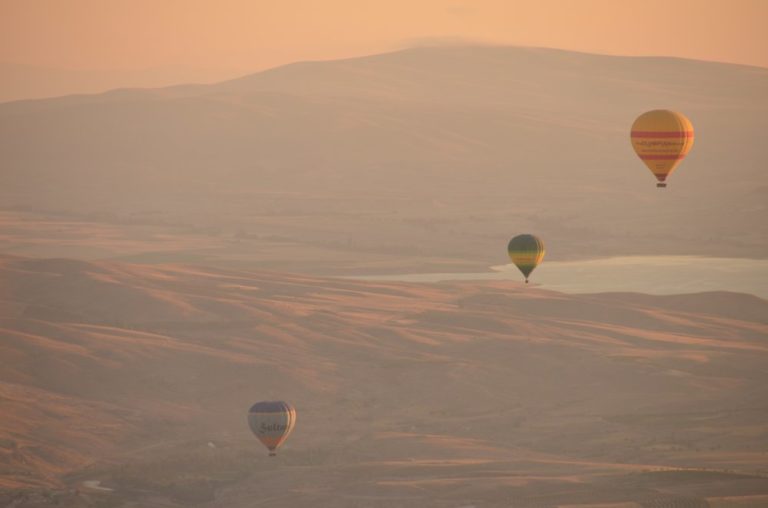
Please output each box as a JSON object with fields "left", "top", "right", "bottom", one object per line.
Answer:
{"left": 507, "top": 234, "right": 545, "bottom": 283}
{"left": 248, "top": 401, "right": 296, "bottom": 456}
{"left": 630, "top": 110, "right": 694, "bottom": 188}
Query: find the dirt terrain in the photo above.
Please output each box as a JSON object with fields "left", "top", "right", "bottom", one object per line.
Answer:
{"left": 1, "top": 255, "right": 766, "bottom": 506}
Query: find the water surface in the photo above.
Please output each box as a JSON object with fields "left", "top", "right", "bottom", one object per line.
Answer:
{"left": 350, "top": 256, "right": 768, "bottom": 298}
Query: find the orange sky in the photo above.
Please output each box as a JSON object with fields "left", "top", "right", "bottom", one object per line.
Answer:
{"left": 1, "top": 0, "right": 767, "bottom": 97}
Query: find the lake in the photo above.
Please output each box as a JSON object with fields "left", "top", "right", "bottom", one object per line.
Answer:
{"left": 349, "top": 256, "right": 768, "bottom": 298}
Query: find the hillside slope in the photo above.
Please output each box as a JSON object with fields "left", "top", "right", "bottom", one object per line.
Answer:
{"left": 0, "top": 255, "right": 766, "bottom": 505}
{"left": 1, "top": 46, "right": 766, "bottom": 271}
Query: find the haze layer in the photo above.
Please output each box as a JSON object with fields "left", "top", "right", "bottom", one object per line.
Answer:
{"left": 1, "top": 47, "right": 766, "bottom": 275}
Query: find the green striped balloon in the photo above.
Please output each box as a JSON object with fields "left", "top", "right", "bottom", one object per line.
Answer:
{"left": 507, "top": 234, "right": 545, "bottom": 283}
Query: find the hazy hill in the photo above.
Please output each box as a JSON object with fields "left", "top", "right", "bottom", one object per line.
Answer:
{"left": 1, "top": 255, "right": 766, "bottom": 506}
{"left": 0, "top": 46, "right": 766, "bottom": 271}
{"left": 0, "top": 62, "right": 233, "bottom": 104}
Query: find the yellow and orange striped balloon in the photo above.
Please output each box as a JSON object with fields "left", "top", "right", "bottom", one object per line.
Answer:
{"left": 630, "top": 110, "right": 694, "bottom": 188}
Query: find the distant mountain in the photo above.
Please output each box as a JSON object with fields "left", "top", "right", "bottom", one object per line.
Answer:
{"left": 0, "top": 62, "right": 234, "bottom": 103}
{"left": 0, "top": 255, "right": 766, "bottom": 505}
{"left": 1, "top": 47, "right": 766, "bottom": 267}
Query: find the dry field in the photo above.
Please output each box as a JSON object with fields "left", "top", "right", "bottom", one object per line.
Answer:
{"left": 1, "top": 255, "right": 766, "bottom": 506}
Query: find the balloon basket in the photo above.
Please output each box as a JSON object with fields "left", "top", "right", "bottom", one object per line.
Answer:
{"left": 268, "top": 452, "right": 277, "bottom": 457}
{"left": 656, "top": 182, "right": 667, "bottom": 188}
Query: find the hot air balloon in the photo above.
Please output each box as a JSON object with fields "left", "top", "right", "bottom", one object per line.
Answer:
{"left": 507, "top": 234, "right": 545, "bottom": 283}
{"left": 247, "top": 401, "right": 296, "bottom": 456}
{"left": 630, "top": 110, "right": 694, "bottom": 188}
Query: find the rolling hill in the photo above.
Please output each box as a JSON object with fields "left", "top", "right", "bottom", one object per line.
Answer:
{"left": 1, "top": 255, "right": 766, "bottom": 506}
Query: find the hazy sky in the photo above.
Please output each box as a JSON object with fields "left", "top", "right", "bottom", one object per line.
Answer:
{"left": 1, "top": 0, "right": 767, "bottom": 99}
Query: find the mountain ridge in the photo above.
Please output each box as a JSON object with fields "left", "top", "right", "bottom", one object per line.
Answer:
{"left": 4, "top": 45, "right": 767, "bottom": 107}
